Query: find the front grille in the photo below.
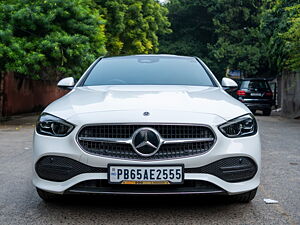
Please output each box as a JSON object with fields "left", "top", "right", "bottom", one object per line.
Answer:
{"left": 77, "top": 124, "right": 216, "bottom": 160}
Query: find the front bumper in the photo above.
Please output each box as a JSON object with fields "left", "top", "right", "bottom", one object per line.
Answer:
{"left": 244, "top": 103, "right": 272, "bottom": 110}
{"left": 241, "top": 99, "right": 273, "bottom": 110}
{"left": 33, "top": 122, "right": 261, "bottom": 195}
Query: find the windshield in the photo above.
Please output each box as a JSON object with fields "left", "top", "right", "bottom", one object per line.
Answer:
{"left": 82, "top": 56, "right": 215, "bottom": 86}
{"left": 241, "top": 80, "right": 270, "bottom": 90}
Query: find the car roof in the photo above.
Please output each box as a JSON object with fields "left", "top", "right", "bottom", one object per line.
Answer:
{"left": 103, "top": 54, "right": 195, "bottom": 60}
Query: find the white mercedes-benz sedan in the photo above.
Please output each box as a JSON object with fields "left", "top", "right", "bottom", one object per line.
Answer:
{"left": 33, "top": 55, "right": 260, "bottom": 202}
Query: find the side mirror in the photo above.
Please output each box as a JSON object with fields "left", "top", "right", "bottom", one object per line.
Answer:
{"left": 57, "top": 77, "right": 75, "bottom": 90}
{"left": 222, "top": 77, "right": 238, "bottom": 88}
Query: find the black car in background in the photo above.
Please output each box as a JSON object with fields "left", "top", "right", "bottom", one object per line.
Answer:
{"left": 232, "top": 78, "right": 274, "bottom": 116}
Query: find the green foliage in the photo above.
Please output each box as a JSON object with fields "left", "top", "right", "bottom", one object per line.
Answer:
{"left": 160, "top": 0, "right": 300, "bottom": 77}
{"left": 95, "top": 0, "right": 171, "bottom": 55}
{"left": 95, "top": 0, "right": 126, "bottom": 55}
{"left": 281, "top": 4, "right": 300, "bottom": 71}
{"left": 209, "top": 0, "right": 264, "bottom": 76}
{"left": 159, "top": 0, "right": 264, "bottom": 78}
{"left": 159, "top": 0, "right": 215, "bottom": 67}
{"left": 0, "top": 0, "right": 170, "bottom": 78}
{"left": 0, "top": 0, "right": 106, "bottom": 79}
{"left": 2, "top": 0, "right": 298, "bottom": 80}
{"left": 260, "top": 0, "right": 299, "bottom": 74}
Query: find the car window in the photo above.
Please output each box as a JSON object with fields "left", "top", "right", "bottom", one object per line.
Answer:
{"left": 83, "top": 56, "right": 215, "bottom": 86}
{"left": 241, "top": 81, "right": 269, "bottom": 90}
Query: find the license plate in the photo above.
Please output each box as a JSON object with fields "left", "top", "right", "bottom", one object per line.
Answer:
{"left": 251, "top": 93, "right": 262, "bottom": 96}
{"left": 108, "top": 165, "right": 184, "bottom": 184}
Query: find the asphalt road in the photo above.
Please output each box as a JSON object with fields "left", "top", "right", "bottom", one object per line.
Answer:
{"left": 0, "top": 115, "right": 299, "bottom": 225}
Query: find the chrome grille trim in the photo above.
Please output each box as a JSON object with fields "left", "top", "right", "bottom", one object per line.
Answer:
{"left": 77, "top": 123, "right": 216, "bottom": 160}
{"left": 163, "top": 137, "right": 214, "bottom": 144}
{"left": 78, "top": 137, "right": 214, "bottom": 144}
{"left": 78, "top": 137, "right": 132, "bottom": 144}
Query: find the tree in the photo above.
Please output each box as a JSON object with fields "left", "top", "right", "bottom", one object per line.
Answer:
{"left": 208, "top": 0, "right": 264, "bottom": 77}
{"left": 159, "top": 0, "right": 217, "bottom": 73}
{"left": 280, "top": 4, "right": 300, "bottom": 71}
{"left": 160, "top": 0, "right": 297, "bottom": 78}
{"left": 0, "top": 0, "right": 106, "bottom": 80}
{"left": 159, "top": 0, "right": 264, "bottom": 78}
{"left": 95, "top": 0, "right": 171, "bottom": 55}
{"left": 95, "top": 0, "right": 126, "bottom": 55}
{"left": 260, "top": 0, "right": 300, "bottom": 75}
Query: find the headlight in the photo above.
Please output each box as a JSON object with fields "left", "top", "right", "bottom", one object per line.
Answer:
{"left": 218, "top": 114, "right": 257, "bottom": 138}
{"left": 36, "top": 113, "right": 74, "bottom": 137}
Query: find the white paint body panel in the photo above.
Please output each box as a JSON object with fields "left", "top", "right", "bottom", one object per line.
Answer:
{"left": 33, "top": 57, "right": 261, "bottom": 195}
{"left": 45, "top": 85, "right": 250, "bottom": 122}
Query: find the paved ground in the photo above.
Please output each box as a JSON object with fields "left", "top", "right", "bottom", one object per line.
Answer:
{"left": 0, "top": 115, "right": 299, "bottom": 225}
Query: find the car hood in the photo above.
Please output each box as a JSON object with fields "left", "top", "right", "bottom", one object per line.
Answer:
{"left": 44, "top": 85, "right": 250, "bottom": 123}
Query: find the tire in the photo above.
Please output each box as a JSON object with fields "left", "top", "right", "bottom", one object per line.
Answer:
{"left": 263, "top": 109, "right": 271, "bottom": 116}
{"left": 36, "top": 188, "right": 61, "bottom": 202}
{"left": 228, "top": 188, "right": 257, "bottom": 203}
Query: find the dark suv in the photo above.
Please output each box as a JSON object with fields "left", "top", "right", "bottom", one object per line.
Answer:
{"left": 233, "top": 78, "right": 274, "bottom": 116}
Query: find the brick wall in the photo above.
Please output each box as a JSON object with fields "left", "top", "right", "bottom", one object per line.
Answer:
{"left": 0, "top": 72, "right": 68, "bottom": 117}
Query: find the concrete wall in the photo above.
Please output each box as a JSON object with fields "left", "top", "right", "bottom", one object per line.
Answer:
{"left": 280, "top": 71, "right": 300, "bottom": 119}
{"left": 0, "top": 72, "right": 68, "bottom": 117}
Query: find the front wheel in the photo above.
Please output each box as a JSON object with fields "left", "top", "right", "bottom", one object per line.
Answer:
{"left": 36, "top": 188, "right": 61, "bottom": 202}
{"left": 228, "top": 188, "right": 257, "bottom": 203}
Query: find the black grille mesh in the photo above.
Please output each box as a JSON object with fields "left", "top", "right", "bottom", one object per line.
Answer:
{"left": 36, "top": 156, "right": 257, "bottom": 183}
{"left": 77, "top": 124, "right": 215, "bottom": 160}
{"left": 78, "top": 124, "right": 214, "bottom": 139}
{"left": 35, "top": 156, "right": 106, "bottom": 182}
{"left": 185, "top": 157, "right": 257, "bottom": 182}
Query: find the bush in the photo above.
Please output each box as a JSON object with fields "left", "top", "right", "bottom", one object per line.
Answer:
{"left": 0, "top": 0, "right": 106, "bottom": 80}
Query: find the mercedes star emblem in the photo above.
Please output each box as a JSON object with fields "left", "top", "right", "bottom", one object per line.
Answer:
{"left": 131, "top": 128, "right": 162, "bottom": 157}
{"left": 143, "top": 112, "right": 150, "bottom": 116}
